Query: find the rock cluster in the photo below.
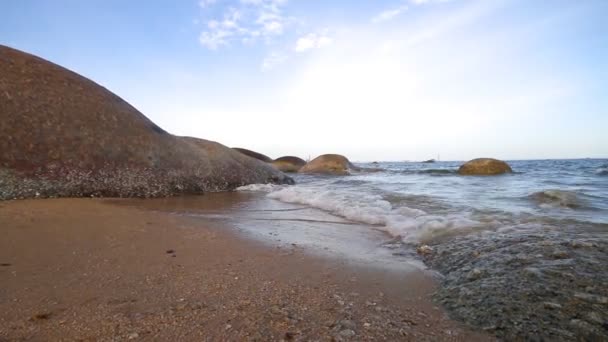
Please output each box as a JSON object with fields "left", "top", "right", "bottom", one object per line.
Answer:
{"left": 0, "top": 45, "right": 291, "bottom": 200}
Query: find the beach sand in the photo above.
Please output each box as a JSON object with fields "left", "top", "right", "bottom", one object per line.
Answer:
{"left": 0, "top": 198, "right": 490, "bottom": 341}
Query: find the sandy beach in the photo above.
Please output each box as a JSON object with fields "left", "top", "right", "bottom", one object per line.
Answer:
{"left": 0, "top": 198, "right": 490, "bottom": 341}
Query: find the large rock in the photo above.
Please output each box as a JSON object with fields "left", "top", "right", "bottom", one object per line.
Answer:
{"left": 232, "top": 148, "right": 273, "bottom": 163}
{"left": 272, "top": 156, "right": 306, "bottom": 173}
{"left": 458, "top": 158, "right": 513, "bottom": 175}
{"left": 299, "top": 154, "right": 358, "bottom": 175}
{"left": 0, "top": 45, "right": 292, "bottom": 200}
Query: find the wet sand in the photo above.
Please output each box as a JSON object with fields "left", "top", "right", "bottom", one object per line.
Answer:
{"left": 0, "top": 198, "right": 490, "bottom": 341}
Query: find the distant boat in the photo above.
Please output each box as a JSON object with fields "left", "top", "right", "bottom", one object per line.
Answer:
{"left": 422, "top": 159, "right": 436, "bottom": 163}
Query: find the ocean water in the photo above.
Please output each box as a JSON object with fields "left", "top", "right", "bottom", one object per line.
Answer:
{"left": 237, "top": 159, "right": 608, "bottom": 340}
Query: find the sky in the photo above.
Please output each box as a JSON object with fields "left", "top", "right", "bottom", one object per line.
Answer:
{"left": 1, "top": 0, "right": 607, "bottom": 161}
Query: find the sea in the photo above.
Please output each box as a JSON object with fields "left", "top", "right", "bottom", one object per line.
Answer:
{"left": 230, "top": 159, "right": 608, "bottom": 340}
{"left": 133, "top": 159, "right": 608, "bottom": 339}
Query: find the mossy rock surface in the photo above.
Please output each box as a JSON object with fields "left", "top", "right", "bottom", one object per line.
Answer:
{"left": 299, "top": 154, "right": 358, "bottom": 175}
{"left": 0, "top": 45, "right": 292, "bottom": 200}
{"left": 272, "top": 156, "right": 306, "bottom": 173}
{"left": 458, "top": 158, "right": 513, "bottom": 175}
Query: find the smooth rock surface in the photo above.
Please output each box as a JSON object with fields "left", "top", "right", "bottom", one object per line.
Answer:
{"left": 0, "top": 45, "right": 291, "bottom": 200}
{"left": 458, "top": 158, "right": 513, "bottom": 175}
{"left": 232, "top": 148, "right": 273, "bottom": 163}
{"left": 299, "top": 154, "right": 358, "bottom": 175}
{"left": 271, "top": 156, "right": 307, "bottom": 173}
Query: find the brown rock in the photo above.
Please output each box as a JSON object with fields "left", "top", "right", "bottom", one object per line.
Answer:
{"left": 457, "top": 158, "right": 512, "bottom": 176}
{"left": 271, "top": 156, "right": 306, "bottom": 173}
{"left": 299, "top": 154, "right": 358, "bottom": 175}
{"left": 0, "top": 45, "right": 292, "bottom": 200}
{"left": 232, "top": 148, "right": 272, "bottom": 163}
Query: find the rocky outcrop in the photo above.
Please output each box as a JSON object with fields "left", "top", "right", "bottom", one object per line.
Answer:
{"left": 299, "top": 154, "right": 358, "bottom": 175}
{"left": 0, "top": 45, "right": 292, "bottom": 200}
{"left": 458, "top": 158, "right": 513, "bottom": 175}
{"left": 232, "top": 148, "right": 273, "bottom": 163}
{"left": 272, "top": 156, "right": 307, "bottom": 173}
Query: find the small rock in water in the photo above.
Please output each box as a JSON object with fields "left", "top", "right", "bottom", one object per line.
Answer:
{"left": 543, "top": 302, "right": 562, "bottom": 310}
{"left": 551, "top": 250, "right": 570, "bottom": 259}
{"left": 569, "top": 319, "right": 595, "bottom": 333}
{"left": 570, "top": 240, "right": 596, "bottom": 249}
{"left": 523, "top": 267, "right": 542, "bottom": 278}
{"left": 587, "top": 312, "right": 604, "bottom": 325}
{"left": 467, "top": 268, "right": 483, "bottom": 280}
{"left": 416, "top": 245, "right": 433, "bottom": 255}
{"left": 127, "top": 332, "right": 139, "bottom": 340}
{"left": 574, "top": 292, "right": 608, "bottom": 304}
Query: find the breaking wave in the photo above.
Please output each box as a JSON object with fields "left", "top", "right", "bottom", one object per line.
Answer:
{"left": 266, "top": 186, "right": 483, "bottom": 243}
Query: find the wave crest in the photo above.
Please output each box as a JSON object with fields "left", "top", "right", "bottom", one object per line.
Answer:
{"left": 267, "top": 186, "right": 481, "bottom": 243}
{"left": 596, "top": 168, "right": 608, "bottom": 176}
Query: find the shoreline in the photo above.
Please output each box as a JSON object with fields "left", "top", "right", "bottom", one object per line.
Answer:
{"left": 0, "top": 197, "right": 490, "bottom": 341}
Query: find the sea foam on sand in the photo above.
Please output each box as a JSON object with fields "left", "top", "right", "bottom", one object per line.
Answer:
{"left": 257, "top": 185, "right": 481, "bottom": 243}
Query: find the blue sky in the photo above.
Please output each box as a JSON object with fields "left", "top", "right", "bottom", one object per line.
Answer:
{"left": 1, "top": 0, "right": 607, "bottom": 161}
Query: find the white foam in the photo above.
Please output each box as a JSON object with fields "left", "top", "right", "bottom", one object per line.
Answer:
{"left": 267, "top": 185, "right": 483, "bottom": 243}
{"left": 596, "top": 168, "right": 608, "bottom": 176}
{"left": 236, "top": 183, "right": 283, "bottom": 192}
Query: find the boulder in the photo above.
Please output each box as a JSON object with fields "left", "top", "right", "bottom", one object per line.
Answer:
{"left": 0, "top": 45, "right": 292, "bottom": 200}
{"left": 299, "top": 154, "right": 358, "bottom": 175}
{"left": 458, "top": 158, "right": 513, "bottom": 175}
{"left": 271, "top": 156, "right": 306, "bottom": 173}
{"left": 232, "top": 148, "right": 272, "bottom": 163}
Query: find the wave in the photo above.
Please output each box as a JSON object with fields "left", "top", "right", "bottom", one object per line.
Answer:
{"left": 417, "top": 169, "right": 456, "bottom": 175}
{"left": 596, "top": 168, "right": 608, "bottom": 176}
{"left": 528, "top": 190, "right": 584, "bottom": 209}
{"left": 236, "top": 183, "right": 283, "bottom": 192}
{"left": 386, "top": 169, "right": 457, "bottom": 176}
{"left": 266, "top": 186, "right": 483, "bottom": 243}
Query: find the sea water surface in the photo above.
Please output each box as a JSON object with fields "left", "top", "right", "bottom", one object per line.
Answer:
{"left": 235, "top": 159, "right": 608, "bottom": 340}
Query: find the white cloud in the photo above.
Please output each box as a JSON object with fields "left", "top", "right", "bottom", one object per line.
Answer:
{"left": 371, "top": 6, "right": 408, "bottom": 23}
{"left": 198, "top": 0, "right": 290, "bottom": 50}
{"left": 199, "top": 0, "right": 217, "bottom": 8}
{"left": 295, "top": 33, "right": 333, "bottom": 52}
{"left": 199, "top": 29, "right": 232, "bottom": 50}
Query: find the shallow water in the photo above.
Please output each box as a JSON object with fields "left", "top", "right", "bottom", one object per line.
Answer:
{"left": 237, "top": 159, "right": 608, "bottom": 340}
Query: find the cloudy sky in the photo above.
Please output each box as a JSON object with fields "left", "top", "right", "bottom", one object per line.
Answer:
{"left": 1, "top": 0, "right": 607, "bottom": 161}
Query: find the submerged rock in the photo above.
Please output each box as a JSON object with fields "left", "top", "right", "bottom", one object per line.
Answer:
{"left": 0, "top": 45, "right": 291, "bottom": 200}
{"left": 272, "top": 156, "right": 307, "bottom": 173}
{"left": 416, "top": 245, "right": 433, "bottom": 256}
{"left": 299, "top": 154, "right": 358, "bottom": 175}
{"left": 458, "top": 158, "right": 513, "bottom": 175}
{"left": 232, "top": 148, "right": 273, "bottom": 163}
{"left": 529, "top": 190, "right": 582, "bottom": 209}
